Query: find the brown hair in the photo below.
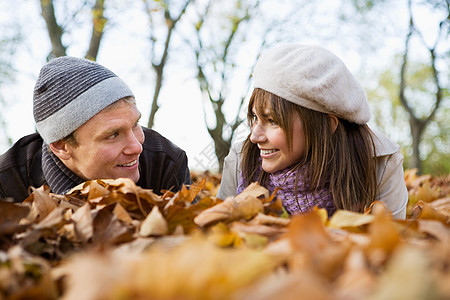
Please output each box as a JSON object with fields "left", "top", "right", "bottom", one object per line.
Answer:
{"left": 241, "top": 88, "right": 378, "bottom": 212}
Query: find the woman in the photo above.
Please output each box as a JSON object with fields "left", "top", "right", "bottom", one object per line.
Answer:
{"left": 217, "top": 44, "right": 408, "bottom": 219}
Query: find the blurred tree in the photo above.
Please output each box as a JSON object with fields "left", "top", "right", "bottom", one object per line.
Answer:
{"left": 40, "top": 0, "right": 106, "bottom": 60}
{"left": 367, "top": 57, "right": 450, "bottom": 175}
{"left": 188, "top": 0, "right": 301, "bottom": 171}
{"left": 0, "top": 18, "right": 21, "bottom": 150}
{"left": 189, "top": 0, "right": 259, "bottom": 172}
{"left": 143, "top": 0, "right": 194, "bottom": 128}
{"left": 398, "top": 0, "right": 449, "bottom": 173}
{"left": 351, "top": 0, "right": 449, "bottom": 175}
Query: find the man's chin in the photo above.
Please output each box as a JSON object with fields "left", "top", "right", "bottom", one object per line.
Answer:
{"left": 111, "top": 171, "right": 140, "bottom": 183}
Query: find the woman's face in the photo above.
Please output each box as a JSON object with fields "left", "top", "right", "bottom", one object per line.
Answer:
{"left": 249, "top": 104, "right": 306, "bottom": 173}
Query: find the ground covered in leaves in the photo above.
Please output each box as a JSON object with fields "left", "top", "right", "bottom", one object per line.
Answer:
{"left": 1, "top": 169, "right": 449, "bottom": 300}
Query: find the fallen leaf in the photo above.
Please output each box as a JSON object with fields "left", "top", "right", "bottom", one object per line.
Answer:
{"left": 0, "top": 200, "right": 30, "bottom": 235}
{"left": 369, "top": 246, "right": 438, "bottom": 300}
{"left": 411, "top": 200, "right": 449, "bottom": 224}
{"left": 139, "top": 205, "right": 168, "bottom": 237}
{"left": 71, "top": 202, "right": 94, "bottom": 243}
{"left": 328, "top": 210, "right": 375, "bottom": 230}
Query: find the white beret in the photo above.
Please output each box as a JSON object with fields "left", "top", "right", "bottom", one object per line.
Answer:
{"left": 253, "top": 44, "right": 370, "bottom": 124}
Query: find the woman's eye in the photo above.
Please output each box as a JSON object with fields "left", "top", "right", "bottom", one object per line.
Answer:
{"left": 268, "top": 118, "right": 277, "bottom": 125}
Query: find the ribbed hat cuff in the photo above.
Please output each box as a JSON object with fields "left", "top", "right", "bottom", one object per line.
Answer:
{"left": 36, "top": 76, "right": 134, "bottom": 144}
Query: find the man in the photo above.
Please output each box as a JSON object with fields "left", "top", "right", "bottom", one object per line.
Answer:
{"left": 0, "top": 56, "right": 191, "bottom": 202}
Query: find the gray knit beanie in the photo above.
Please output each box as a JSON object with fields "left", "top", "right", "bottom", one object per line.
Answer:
{"left": 253, "top": 44, "right": 370, "bottom": 124}
{"left": 33, "top": 56, "right": 134, "bottom": 144}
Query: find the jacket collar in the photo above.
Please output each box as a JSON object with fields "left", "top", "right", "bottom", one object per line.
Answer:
{"left": 371, "top": 127, "right": 400, "bottom": 157}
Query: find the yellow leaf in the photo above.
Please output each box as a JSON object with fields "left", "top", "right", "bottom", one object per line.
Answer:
{"left": 328, "top": 210, "right": 375, "bottom": 230}
{"left": 208, "top": 222, "right": 242, "bottom": 247}
{"left": 366, "top": 205, "right": 400, "bottom": 262}
{"left": 411, "top": 200, "right": 449, "bottom": 224}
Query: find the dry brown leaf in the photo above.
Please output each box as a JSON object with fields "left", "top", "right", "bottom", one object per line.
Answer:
{"left": 237, "top": 269, "right": 332, "bottom": 300}
{"left": 411, "top": 200, "right": 449, "bottom": 224}
{"left": 164, "top": 195, "right": 220, "bottom": 234}
{"left": 334, "top": 249, "right": 377, "bottom": 300}
{"left": 230, "top": 221, "right": 288, "bottom": 240}
{"left": 365, "top": 204, "right": 400, "bottom": 266}
{"left": 0, "top": 201, "right": 30, "bottom": 235}
{"left": 194, "top": 184, "right": 267, "bottom": 227}
{"left": 139, "top": 205, "right": 168, "bottom": 237}
{"left": 428, "top": 196, "right": 450, "bottom": 217}
{"left": 91, "top": 205, "right": 135, "bottom": 245}
{"left": 86, "top": 180, "right": 109, "bottom": 200}
{"left": 2, "top": 169, "right": 449, "bottom": 299}
{"left": 234, "top": 182, "right": 269, "bottom": 203}
{"left": 417, "top": 219, "right": 450, "bottom": 244}
{"left": 26, "top": 185, "right": 58, "bottom": 222}
{"left": 328, "top": 210, "right": 375, "bottom": 230}
{"left": 287, "top": 210, "right": 351, "bottom": 279}
{"left": 194, "top": 195, "right": 264, "bottom": 227}
{"left": 2, "top": 245, "right": 58, "bottom": 299}
{"left": 71, "top": 202, "right": 93, "bottom": 243}
{"left": 193, "top": 198, "right": 235, "bottom": 226}
{"left": 33, "top": 206, "right": 67, "bottom": 230}
{"left": 249, "top": 212, "right": 290, "bottom": 226}
{"left": 113, "top": 202, "right": 133, "bottom": 224}
{"left": 369, "top": 246, "right": 438, "bottom": 300}
{"left": 60, "top": 235, "right": 279, "bottom": 300}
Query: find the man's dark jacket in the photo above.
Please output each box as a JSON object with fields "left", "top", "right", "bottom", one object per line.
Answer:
{"left": 0, "top": 127, "right": 191, "bottom": 202}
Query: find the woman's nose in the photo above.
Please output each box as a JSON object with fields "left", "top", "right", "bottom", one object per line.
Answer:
{"left": 250, "top": 123, "right": 266, "bottom": 143}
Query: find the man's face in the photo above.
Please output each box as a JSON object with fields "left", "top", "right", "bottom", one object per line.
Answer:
{"left": 56, "top": 99, "right": 144, "bottom": 182}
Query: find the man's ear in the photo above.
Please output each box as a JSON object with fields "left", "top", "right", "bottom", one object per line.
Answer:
{"left": 49, "top": 140, "right": 71, "bottom": 160}
{"left": 328, "top": 114, "right": 339, "bottom": 134}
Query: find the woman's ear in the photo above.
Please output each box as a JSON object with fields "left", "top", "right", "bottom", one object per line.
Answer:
{"left": 328, "top": 115, "right": 339, "bottom": 133}
{"left": 49, "top": 140, "right": 71, "bottom": 161}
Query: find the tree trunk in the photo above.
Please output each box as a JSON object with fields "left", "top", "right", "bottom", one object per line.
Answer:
{"left": 40, "top": 0, "right": 66, "bottom": 58}
{"left": 85, "top": 0, "right": 106, "bottom": 61}
{"left": 409, "top": 118, "right": 426, "bottom": 173}
{"left": 146, "top": 0, "right": 192, "bottom": 128}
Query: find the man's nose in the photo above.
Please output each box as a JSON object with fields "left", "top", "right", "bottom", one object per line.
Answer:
{"left": 124, "top": 131, "right": 143, "bottom": 154}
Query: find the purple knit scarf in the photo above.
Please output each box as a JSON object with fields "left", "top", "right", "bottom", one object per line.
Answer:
{"left": 237, "top": 164, "right": 336, "bottom": 217}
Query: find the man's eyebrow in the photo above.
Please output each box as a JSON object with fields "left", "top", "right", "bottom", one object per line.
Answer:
{"left": 99, "top": 112, "right": 142, "bottom": 137}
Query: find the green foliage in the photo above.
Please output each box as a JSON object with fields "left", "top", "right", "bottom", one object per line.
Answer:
{"left": 367, "top": 57, "right": 450, "bottom": 176}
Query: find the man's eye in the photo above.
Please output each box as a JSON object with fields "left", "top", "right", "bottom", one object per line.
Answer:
{"left": 109, "top": 132, "right": 119, "bottom": 139}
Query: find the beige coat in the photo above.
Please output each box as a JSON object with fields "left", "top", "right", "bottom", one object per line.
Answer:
{"left": 217, "top": 129, "right": 408, "bottom": 219}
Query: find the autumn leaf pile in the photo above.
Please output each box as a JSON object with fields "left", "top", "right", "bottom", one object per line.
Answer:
{"left": 1, "top": 169, "right": 449, "bottom": 300}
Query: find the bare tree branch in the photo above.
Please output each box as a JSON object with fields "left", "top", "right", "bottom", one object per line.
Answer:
{"left": 145, "top": 0, "right": 194, "bottom": 128}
